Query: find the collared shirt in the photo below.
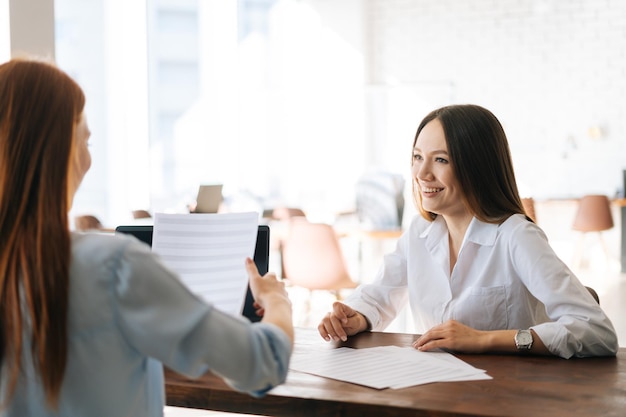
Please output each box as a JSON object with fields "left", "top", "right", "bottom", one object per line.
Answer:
{"left": 345, "top": 214, "right": 618, "bottom": 358}
{"left": 2, "top": 232, "right": 291, "bottom": 417}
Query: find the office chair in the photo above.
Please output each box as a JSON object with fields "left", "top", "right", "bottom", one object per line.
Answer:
{"left": 132, "top": 209, "right": 152, "bottom": 219}
{"left": 521, "top": 197, "right": 536, "bottom": 222}
{"left": 572, "top": 194, "right": 614, "bottom": 268}
{"left": 585, "top": 286, "right": 600, "bottom": 304}
{"left": 74, "top": 215, "right": 104, "bottom": 231}
{"left": 268, "top": 207, "right": 306, "bottom": 221}
{"left": 573, "top": 195, "right": 614, "bottom": 233}
{"left": 280, "top": 219, "right": 357, "bottom": 322}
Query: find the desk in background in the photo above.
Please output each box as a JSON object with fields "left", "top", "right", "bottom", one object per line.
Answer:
{"left": 165, "top": 328, "right": 626, "bottom": 417}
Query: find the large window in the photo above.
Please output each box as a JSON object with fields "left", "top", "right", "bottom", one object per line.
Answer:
{"left": 51, "top": 0, "right": 374, "bottom": 229}
{"left": 7, "top": 0, "right": 626, "bottom": 230}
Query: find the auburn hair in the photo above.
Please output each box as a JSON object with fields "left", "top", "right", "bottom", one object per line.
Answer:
{"left": 0, "top": 58, "right": 85, "bottom": 408}
{"left": 411, "top": 104, "right": 529, "bottom": 223}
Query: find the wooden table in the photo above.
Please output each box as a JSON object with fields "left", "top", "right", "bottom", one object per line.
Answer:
{"left": 165, "top": 328, "right": 626, "bottom": 417}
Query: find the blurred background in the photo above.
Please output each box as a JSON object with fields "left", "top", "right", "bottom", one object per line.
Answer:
{"left": 4, "top": 0, "right": 626, "bottom": 228}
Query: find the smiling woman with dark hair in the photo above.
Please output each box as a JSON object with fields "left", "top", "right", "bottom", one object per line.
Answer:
{"left": 0, "top": 58, "right": 293, "bottom": 416}
{"left": 318, "top": 104, "right": 618, "bottom": 359}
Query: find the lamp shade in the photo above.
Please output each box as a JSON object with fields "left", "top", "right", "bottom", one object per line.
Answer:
{"left": 572, "top": 195, "right": 614, "bottom": 232}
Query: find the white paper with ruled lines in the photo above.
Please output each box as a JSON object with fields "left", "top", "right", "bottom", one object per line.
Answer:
{"left": 290, "top": 344, "right": 491, "bottom": 389}
{"left": 152, "top": 212, "right": 258, "bottom": 316}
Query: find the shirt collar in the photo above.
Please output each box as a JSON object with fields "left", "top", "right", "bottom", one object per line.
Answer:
{"left": 419, "top": 215, "right": 499, "bottom": 247}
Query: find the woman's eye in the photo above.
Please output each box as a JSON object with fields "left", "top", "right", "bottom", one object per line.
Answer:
{"left": 412, "top": 153, "right": 422, "bottom": 161}
{"left": 435, "top": 157, "right": 448, "bottom": 163}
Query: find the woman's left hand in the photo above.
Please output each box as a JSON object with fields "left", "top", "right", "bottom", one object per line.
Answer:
{"left": 413, "top": 319, "right": 489, "bottom": 353}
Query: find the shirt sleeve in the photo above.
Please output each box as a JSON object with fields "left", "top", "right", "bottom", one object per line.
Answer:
{"left": 343, "top": 231, "right": 410, "bottom": 331}
{"left": 509, "top": 221, "right": 619, "bottom": 358}
{"left": 109, "top": 238, "right": 292, "bottom": 396}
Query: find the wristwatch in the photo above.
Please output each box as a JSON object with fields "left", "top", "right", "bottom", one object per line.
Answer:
{"left": 514, "top": 329, "right": 533, "bottom": 350}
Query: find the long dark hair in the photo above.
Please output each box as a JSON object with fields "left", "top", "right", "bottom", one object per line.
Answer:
{"left": 411, "top": 104, "right": 528, "bottom": 223}
{"left": 0, "top": 58, "right": 85, "bottom": 408}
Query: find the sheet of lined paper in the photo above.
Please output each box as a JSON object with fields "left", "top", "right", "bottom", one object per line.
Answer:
{"left": 290, "top": 344, "right": 491, "bottom": 389}
{"left": 152, "top": 212, "right": 258, "bottom": 316}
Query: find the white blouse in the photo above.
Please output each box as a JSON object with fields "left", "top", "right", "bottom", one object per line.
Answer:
{"left": 344, "top": 214, "right": 618, "bottom": 358}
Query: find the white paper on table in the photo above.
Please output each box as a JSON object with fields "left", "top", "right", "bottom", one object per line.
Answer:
{"left": 379, "top": 346, "right": 492, "bottom": 388}
{"left": 290, "top": 345, "right": 491, "bottom": 390}
{"left": 152, "top": 212, "right": 258, "bottom": 316}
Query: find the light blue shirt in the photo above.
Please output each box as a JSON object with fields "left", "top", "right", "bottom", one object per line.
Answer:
{"left": 345, "top": 214, "right": 619, "bottom": 358}
{"left": 2, "top": 232, "right": 291, "bottom": 416}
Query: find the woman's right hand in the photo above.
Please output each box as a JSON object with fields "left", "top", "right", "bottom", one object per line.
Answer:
{"left": 245, "top": 257, "right": 294, "bottom": 345}
{"left": 318, "top": 301, "right": 368, "bottom": 342}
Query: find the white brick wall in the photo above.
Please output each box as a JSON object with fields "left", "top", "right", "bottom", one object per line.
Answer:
{"left": 365, "top": 0, "right": 626, "bottom": 199}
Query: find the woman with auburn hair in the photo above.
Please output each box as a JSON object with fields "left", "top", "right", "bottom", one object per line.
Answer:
{"left": 318, "top": 104, "right": 618, "bottom": 359}
{"left": 0, "top": 58, "right": 293, "bottom": 416}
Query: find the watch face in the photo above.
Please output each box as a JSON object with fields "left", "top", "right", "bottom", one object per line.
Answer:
{"left": 516, "top": 330, "right": 533, "bottom": 348}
